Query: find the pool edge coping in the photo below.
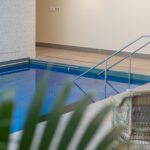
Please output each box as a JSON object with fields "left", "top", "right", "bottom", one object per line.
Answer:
{"left": 30, "top": 58, "right": 150, "bottom": 82}
{"left": 0, "top": 57, "right": 149, "bottom": 82}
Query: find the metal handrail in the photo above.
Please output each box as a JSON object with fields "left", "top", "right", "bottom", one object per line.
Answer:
{"left": 74, "top": 35, "right": 150, "bottom": 81}
{"left": 103, "top": 41, "right": 150, "bottom": 86}
{"left": 98, "top": 41, "right": 150, "bottom": 76}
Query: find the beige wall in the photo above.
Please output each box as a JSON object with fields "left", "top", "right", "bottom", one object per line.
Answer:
{"left": 0, "top": 0, "right": 35, "bottom": 62}
{"left": 36, "top": 0, "right": 150, "bottom": 54}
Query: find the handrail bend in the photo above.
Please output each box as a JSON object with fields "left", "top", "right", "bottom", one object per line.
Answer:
{"left": 74, "top": 35, "right": 150, "bottom": 81}
{"left": 98, "top": 41, "right": 150, "bottom": 76}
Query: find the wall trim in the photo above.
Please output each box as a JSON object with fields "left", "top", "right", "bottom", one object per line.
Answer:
{"left": 36, "top": 42, "right": 150, "bottom": 59}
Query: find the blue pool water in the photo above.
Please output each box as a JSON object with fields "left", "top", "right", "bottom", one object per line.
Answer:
{"left": 0, "top": 61, "right": 148, "bottom": 132}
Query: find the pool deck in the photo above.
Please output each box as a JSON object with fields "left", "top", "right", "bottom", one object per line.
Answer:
{"left": 9, "top": 47, "right": 150, "bottom": 150}
{"left": 36, "top": 46, "right": 150, "bottom": 76}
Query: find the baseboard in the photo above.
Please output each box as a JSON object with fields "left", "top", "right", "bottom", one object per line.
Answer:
{"left": 36, "top": 42, "right": 150, "bottom": 59}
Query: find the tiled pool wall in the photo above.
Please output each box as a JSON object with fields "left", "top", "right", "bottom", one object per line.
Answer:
{"left": 30, "top": 59, "right": 150, "bottom": 84}
{"left": 0, "top": 58, "right": 150, "bottom": 84}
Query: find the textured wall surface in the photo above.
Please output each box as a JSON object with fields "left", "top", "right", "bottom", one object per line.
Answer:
{"left": 0, "top": 0, "right": 35, "bottom": 62}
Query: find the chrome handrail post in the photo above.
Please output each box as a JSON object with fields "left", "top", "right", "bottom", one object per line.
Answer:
{"left": 105, "top": 61, "right": 107, "bottom": 88}
{"left": 128, "top": 55, "right": 132, "bottom": 88}
{"left": 104, "top": 61, "right": 107, "bottom": 98}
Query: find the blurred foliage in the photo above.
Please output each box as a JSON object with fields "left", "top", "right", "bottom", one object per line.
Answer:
{"left": 0, "top": 75, "right": 129, "bottom": 150}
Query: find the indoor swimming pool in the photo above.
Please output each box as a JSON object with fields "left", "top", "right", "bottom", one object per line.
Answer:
{"left": 0, "top": 59, "right": 149, "bottom": 132}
